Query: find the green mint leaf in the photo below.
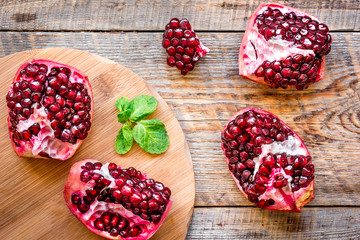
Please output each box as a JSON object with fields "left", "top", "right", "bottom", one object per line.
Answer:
{"left": 133, "top": 119, "right": 169, "bottom": 154}
{"left": 117, "top": 111, "right": 131, "bottom": 124}
{"left": 115, "top": 124, "right": 133, "bottom": 154}
{"left": 115, "top": 97, "right": 131, "bottom": 123}
{"left": 129, "top": 95, "right": 157, "bottom": 122}
{"left": 115, "top": 97, "right": 130, "bottom": 112}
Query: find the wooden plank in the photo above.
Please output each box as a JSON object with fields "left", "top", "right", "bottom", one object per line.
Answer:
{"left": 0, "top": 48, "right": 195, "bottom": 240}
{"left": 186, "top": 207, "right": 360, "bottom": 239}
{"left": 0, "top": 0, "right": 359, "bottom": 31}
{"left": 0, "top": 32, "right": 360, "bottom": 206}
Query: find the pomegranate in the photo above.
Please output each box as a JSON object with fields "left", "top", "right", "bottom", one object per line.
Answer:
{"left": 6, "top": 59, "right": 93, "bottom": 160}
{"left": 162, "top": 18, "right": 209, "bottom": 75}
{"left": 239, "top": 3, "right": 332, "bottom": 90}
{"left": 221, "top": 108, "right": 314, "bottom": 212}
{"left": 64, "top": 159, "right": 172, "bottom": 239}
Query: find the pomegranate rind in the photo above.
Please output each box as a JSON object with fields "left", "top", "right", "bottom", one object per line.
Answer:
{"left": 221, "top": 108, "right": 314, "bottom": 212}
{"left": 7, "top": 59, "right": 94, "bottom": 160}
{"left": 63, "top": 159, "right": 173, "bottom": 240}
{"left": 239, "top": 3, "right": 328, "bottom": 88}
{"left": 196, "top": 41, "right": 210, "bottom": 58}
{"left": 189, "top": 23, "right": 209, "bottom": 58}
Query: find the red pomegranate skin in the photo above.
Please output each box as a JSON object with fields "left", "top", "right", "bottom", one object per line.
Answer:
{"left": 64, "top": 159, "right": 173, "bottom": 240}
{"left": 239, "top": 3, "right": 332, "bottom": 90}
{"left": 6, "top": 59, "right": 93, "bottom": 160}
{"left": 221, "top": 108, "right": 314, "bottom": 212}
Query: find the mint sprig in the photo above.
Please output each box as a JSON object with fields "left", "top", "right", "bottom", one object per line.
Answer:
{"left": 115, "top": 95, "right": 169, "bottom": 155}
{"left": 133, "top": 119, "right": 169, "bottom": 154}
{"left": 115, "top": 124, "right": 133, "bottom": 154}
{"left": 129, "top": 95, "right": 157, "bottom": 122}
{"left": 115, "top": 97, "right": 132, "bottom": 124}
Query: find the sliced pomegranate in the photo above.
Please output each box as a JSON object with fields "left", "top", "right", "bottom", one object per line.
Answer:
{"left": 6, "top": 59, "right": 93, "bottom": 160}
{"left": 221, "top": 108, "right": 314, "bottom": 212}
{"left": 162, "top": 18, "right": 209, "bottom": 75}
{"left": 64, "top": 159, "right": 172, "bottom": 239}
{"left": 239, "top": 3, "right": 332, "bottom": 90}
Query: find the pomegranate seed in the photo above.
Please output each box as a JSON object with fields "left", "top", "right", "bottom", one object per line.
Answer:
{"left": 77, "top": 203, "right": 90, "bottom": 213}
{"left": 241, "top": 170, "right": 251, "bottom": 181}
{"left": 256, "top": 175, "right": 269, "bottom": 185}
{"left": 94, "top": 219, "right": 104, "bottom": 230}
{"left": 245, "top": 160, "right": 255, "bottom": 169}
{"left": 29, "top": 123, "right": 40, "bottom": 135}
{"left": 274, "top": 175, "right": 288, "bottom": 188}
{"left": 107, "top": 163, "right": 116, "bottom": 171}
{"left": 29, "top": 81, "right": 43, "bottom": 92}
{"left": 25, "top": 64, "right": 39, "bottom": 76}
{"left": 92, "top": 163, "right": 102, "bottom": 170}
{"left": 49, "top": 103, "right": 61, "bottom": 113}
{"left": 21, "top": 130, "right": 32, "bottom": 141}
{"left": 20, "top": 80, "right": 29, "bottom": 90}
{"left": 71, "top": 194, "right": 81, "bottom": 205}
{"left": 121, "top": 185, "right": 134, "bottom": 197}
{"left": 257, "top": 199, "right": 269, "bottom": 208}
{"left": 169, "top": 18, "right": 179, "bottom": 28}
{"left": 60, "top": 129, "right": 71, "bottom": 140}
{"left": 129, "top": 226, "right": 142, "bottom": 237}
{"left": 48, "top": 77, "right": 61, "bottom": 90}
{"left": 167, "top": 56, "right": 176, "bottom": 67}
{"left": 263, "top": 155, "right": 275, "bottom": 168}
{"left": 110, "top": 228, "right": 119, "bottom": 236}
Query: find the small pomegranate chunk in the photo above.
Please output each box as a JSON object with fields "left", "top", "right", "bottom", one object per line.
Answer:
{"left": 239, "top": 3, "right": 332, "bottom": 90}
{"left": 6, "top": 59, "right": 93, "bottom": 160}
{"left": 162, "top": 18, "right": 209, "bottom": 75}
{"left": 221, "top": 108, "right": 314, "bottom": 212}
{"left": 64, "top": 159, "right": 173, "bottom": 239}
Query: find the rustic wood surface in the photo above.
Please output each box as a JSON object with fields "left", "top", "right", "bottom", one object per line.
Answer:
{"left": 187, "top": 208, "right": 360, "bottom": 239}
{"left": 0, "top": 48, "right": 195, "bottom": 240}
{"left": 0, "top": 0, "right": 360, "bottom": 239}
{"left": 0, "top": 0, "right": 359, "bottom": 31}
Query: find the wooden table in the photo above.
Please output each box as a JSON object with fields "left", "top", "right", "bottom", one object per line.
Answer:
{"left": 1, "top": 0, "right": 360, "bottom": 239}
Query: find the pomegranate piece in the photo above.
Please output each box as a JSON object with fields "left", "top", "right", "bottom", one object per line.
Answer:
{"left": 239, "top": 3, "right": 332, "bottom": 90}
{"left": 221, "top": 108, "right": 314, "bottom": 212}
{"left": 6, "top": 59, "right": 93, "bottom": 160}
{"left": 162, "top": 18, "right": 209, "bottom": 75}
{"left": 64, "top": 159, "right": 172, "bottom": 239}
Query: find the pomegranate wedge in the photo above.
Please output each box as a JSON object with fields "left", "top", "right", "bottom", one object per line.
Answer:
{"left": 162, "top": 18, "right": 209, "bottom": 75}
{"left": 221, "top": 108, "right": 314, "bottom": 212}
{"left": 64, "top": 159, "right": 172, "bottom": 239}
{"left": 239, "top": 3, "right": 332, "bottom": 90}
{"left": 6, "top": 59, "right": 93, "bottom": 160}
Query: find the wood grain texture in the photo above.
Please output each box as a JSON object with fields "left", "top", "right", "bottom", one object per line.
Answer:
{"left": 186, "top": 207, "right": 360, "bottom": 239}
{"left": 0, "top": 0, "right": 359, "bottom": 31}
{"left": 0, "top": 32, "right": 359, "bottom": 207}
{"left": 0, "top": 48, "right": 195, "bottom": 240}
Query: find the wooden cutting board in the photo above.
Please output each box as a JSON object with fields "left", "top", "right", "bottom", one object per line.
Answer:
{"left": 0, "top": 48, "right": 195, "bottom": 240}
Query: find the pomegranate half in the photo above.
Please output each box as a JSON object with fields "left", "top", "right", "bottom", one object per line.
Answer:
{"left": 6, "top": 59, "right": 93, "bottom": 160}
{"left": 239, "top": 3, "right": 332, "bottom": 90}
{"left": 64, "top": 159, "right": 172, "bottom": 239}
{"left": 221, "top": 108, "right": 314, "bottom": 212}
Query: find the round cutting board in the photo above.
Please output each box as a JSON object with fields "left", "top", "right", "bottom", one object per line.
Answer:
{"left": 0, "top": 48, "right": 195, "bottom": 240}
